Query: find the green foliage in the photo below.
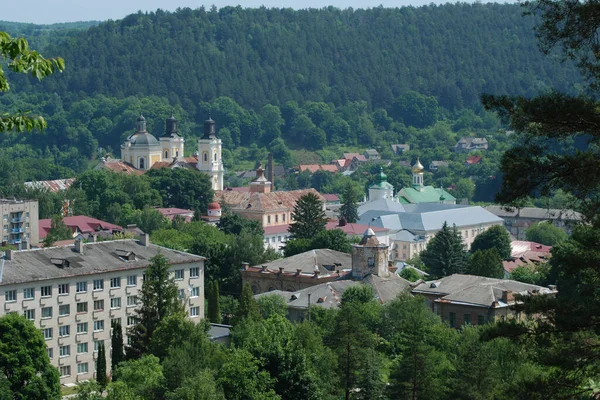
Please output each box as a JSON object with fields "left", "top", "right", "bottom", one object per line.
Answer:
{"left": 111, "top": 320, "right": 125, "bottom": 373}
{"left": 42, "top": 215, "right": 72, "bottom": 246}
{"left": 0, "top": 313, "right": 60, "bottom": 399}
{"left": 339, "top": 182, "right": 359, "bottom": 223}
{"left": 127, "top": 254, "right": 183, "bottom": 359}
{"left": 468, "top": 248, "right": 505, "bottom": 279}
{"left": 288, "top": 192, "right": 327, "bottom": 240}
{"left": 509, "top": 262, "right": 551, "bottom": 286}
{"left": 0, "top": 31, "right": 63, "bottom": 132}
{"left": 470, "top": 225, "right": 512, "bottom": 259}
{"left": 165, "top": 370, "right": 224, "bottom": 400}
{"left": 234, "top": 282, "right": 259, "bottom": 324}
{"left": 96, "top": 342, "right": 107, "bottom": 388}
{"left": 420, "top": 222, "right": 468, "bottom": 277}
{"left": 207, "top": 280, "right": 222, "bottom": 324}
{"left": 145, "top": 168, "right": 214, "bottom": 212}
{"left": 399, "top": 267, "right": 422, "bottom": 282}
{"left": 525, "top": 221, "right": 568, "bottom": 246}
{"left": 217, "top": 213, "right": 263, "bottom": 236}
{"left": 256, "top": 294, "right": 288, "bottom": 320}
{"left": 217, "top": 349, "right": 279, "bottom": 400}
{"left": 284, "top": 229, "right": 353, "bottom": 257}
{"left": 450, "top": 178, "right": 475, "bottom": 202}
{"left": 114, "top": 355, "right": 165, "bottom": 400}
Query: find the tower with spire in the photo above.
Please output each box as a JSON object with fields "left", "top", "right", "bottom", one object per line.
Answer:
{"left": 120, "top": 114, "right": 162, "bottom": 170}
{"left": 197, "top": 115, "right": 224, "bottom": 191}
{"left": 412, "top": 158, "right": 424, "bottom": 190}
{"left": 368, "top": 167, "right": 395, "bottom": 201}
{"left": 159, "top": 114, "right": 185, "bottom": 163}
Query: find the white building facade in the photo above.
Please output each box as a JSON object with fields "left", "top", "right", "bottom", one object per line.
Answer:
{"left": 1, "top": 199, "right": 39, "bottom": 247}
{"left": 197, "top": 116, "right": 224, "bottom": 191}
{"left": 0, "top": 238, "right": 204, "bottom": 384}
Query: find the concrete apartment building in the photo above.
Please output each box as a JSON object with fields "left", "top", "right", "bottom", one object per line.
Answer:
{"left": 0, "top": 237, "right": 204, "bottom": 384}
{"left": 1, "top": 199, "right": 39, "bottom": 247}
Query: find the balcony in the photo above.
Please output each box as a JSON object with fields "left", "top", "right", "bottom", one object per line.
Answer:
{"left": 75, "top": 313, "right": 86, "bottom": 322}
{"left": 11, "top": 217, "right": 23, "bottom": 223}
{"left": 9, "top": 239, "right": 21, "bottom": 245}
{"left": 3, "top": 302, "right": 17, "bottom": 312}
{"left": 10, "top": 227, "right": 24, "bottom": 233}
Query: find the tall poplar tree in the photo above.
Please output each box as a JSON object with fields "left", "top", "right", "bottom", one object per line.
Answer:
{"left": 96, "top": 342, "right": 107, "bottom": 389}
{"left": 207, "top": 280, "right": 222, "bottom": 324}
{"left": 111, "top": 320, "right": 125, "bottom": 373}
{"left": 126, "top": 254, "right": 183, "bottom": 359}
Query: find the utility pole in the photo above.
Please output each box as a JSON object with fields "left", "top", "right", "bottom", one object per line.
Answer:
{"left": 307, "top": 293, "right": 311, "bottom": 321}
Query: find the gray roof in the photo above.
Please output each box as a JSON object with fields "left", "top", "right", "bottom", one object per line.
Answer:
{"left": 358, "top": 203, "right": 502, "bottom": 233}
{"left": 358, "top": 199, "right": 407, "bottom": 215}
{"left": 129, "top": 132, "right": 160, "bottom": 146}
{"left": 208, "top": 324, "right": 232, "bottom": 340}
{"left": 394, "top": 230, "right": 423, "bottom": 242}
{"left": 485, "top": 206, "right": 583, "bottom": 221}
{"left": 251, "top": 248, "right": 351, "bottom": 276}
{"left": 258, "top": 273, "right": 411, "bottom": 310}
{"left": 412, "top": 274, "right": 553, "bottom": 307}
{"left": 0, "top": 239, "right": 204, "bottom": 286}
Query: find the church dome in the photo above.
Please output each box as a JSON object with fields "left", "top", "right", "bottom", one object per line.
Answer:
{"left": 129, "top": 132, "right": 160, "bottom": 146}
{"left": 412, "top": 158, "right": 424, "bottom": 173}
{"left": 208, "top": 202, "right": 221, "bottom": 210}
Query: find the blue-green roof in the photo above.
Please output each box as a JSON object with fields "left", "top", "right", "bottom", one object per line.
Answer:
{"left": 399, "top": 186, "right": 456, "bottom": 204}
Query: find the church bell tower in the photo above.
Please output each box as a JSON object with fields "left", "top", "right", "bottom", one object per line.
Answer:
{"left": 197, "top": 115, "right": 224, "bottom": 191}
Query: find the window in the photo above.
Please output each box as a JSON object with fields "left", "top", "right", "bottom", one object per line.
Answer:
{"left": 4, "top": 290, "right": 16, "bottom": 302}
{"left": 59, "top": 366, "right": 70, "bottom": 377}
{"left": 190, "top": 267, "right": 199, "bottom": 278}
{"left": 77, "top": 322, "right": 88, "bottom": 334}
{"left": 449, "top": 312, "right": 456, "bottom": 328}
{"left": 59, "top": 325, "right": 70, "bottom": 337}
{"left": 77, "top": 342, "right": 88, "bottom": 354}
{"left": 77, "top": 302, "right": 88, "bottom": 313}
{"left": 190, "top": 287, "right": 199, "bottom": 298}
{"left": 94, "top": 320, "right": 104, "bottom": 332}
{"left": 41, "top": 307, "right": 53, "bottom": 319}
{"left": 94, "top": 340, "right": 103, "bottom": 352}
{"left": 127, "top": 275, "right": 137, "bottom": 286}
{"left": 23, "top": 287, "right": 34, "bottom": 299}
{"left": 93, "top": 279, "right": 104, "bottom": 291}
{"left": 275, "top": 215, "right": 278, "bottom": 223}
{"left": 282, "top": 214, "right": 286, "bottom": 222}
{"left": 278, "top": 236, "right": 282, "bottom": 242}
{"left": 76, "top": 281, "right": 87, "bottom": 293}
{"left": 174, "top": 269, "right": 184, "bottom": 280}
{"left": 40, "top": 285, "right": 52, "bottom": 297}
{"left": 47, "top": 348, "right": 53, "bottom": 359}
{"left": 77, "top": 363, "right": 89, "bottom": 375}
{"left": 43, "top": 328, "right": 53, "bottom": 340}
{"left": 464, "top": 314, "right": 471, "bottom": 325}
{"left": 93, "top": 300, "right": 104, "bottom": 311}
{"left": 189, "top": 306, "right": 199, "bottom": 317}
{"left": 139, "top": 158, "right": 145, "bottom": 169}
{"left": 59, "top": 345, "right": 70, "bottom": 357}
{"left": 110, "top": 277, "right": 121, "bottom": 288}
{"left": 127, "top": 296, "right": 137, "bottom": 307}
{"left": 24, "top": 309, "right": 35, "bottom": 320}
{"left": 267, "top": 215, "right": 271, "bottom": 224}
{"left": 110, "top": 297, "right": 121, "bottom": 309}
{"left": 58, "top": 283, "right": 69, "bottom": 295}
{"left": 177, "top": 289, "right": 185, "bottom": 300}
{"left": 111, "top": 318, "right": 121, "bottom": 327}
{"left": 477, "top": 315, "right": 485, "bottom": 325}
{"left": 127, "top": 316, "right": 137, "bottom": 326}
{"left": 58, "top": 304, "right": 70, "bottom": 316}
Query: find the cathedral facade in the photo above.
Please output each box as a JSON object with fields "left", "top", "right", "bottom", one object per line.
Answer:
{"left": 118, "top": 114, "right": 223, "bottom": 191}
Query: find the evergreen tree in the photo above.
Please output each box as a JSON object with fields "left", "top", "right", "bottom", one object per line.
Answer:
{"left": 97, "top": 342, "right": 107, "bottom": 389}
{"left": 207, "top": 281, "right": 222, "bottom": 324}
{"left": 468, "top": 248, "right": 505, "bottom": 279}
{"left": 233, "top": 282, "right": 259, "bottom": 324}
{"left": 111, "top": 320, "right": 125, "bottom": 373}
{"left": 339, "top": 182, "right": 359, "bottom": 224}
{"left": 288, "top": 192, "right": 327, "bottom": 240}
{"left": 470, "top": 225, "right": 512, "bottom": 259}
{"left": 420, "top": 222, "right": 468, "bottom": 277}
{"left": 43, "top": 215, "right": 72, "bottom": 247}
{"left": 127, "top": 254, "right": 183, "bottom": 359}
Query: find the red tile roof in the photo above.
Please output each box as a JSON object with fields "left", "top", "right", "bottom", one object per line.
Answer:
{"left": 24, "top": 178, "right": 75, "bottom": 193}
{"left": 216, "top": 188, "right": 325, "bottom": 212}
{"left": 299, "top": 165, "right": 322, "bottom": 173}
{"left": 466, "top": 155, "right": 482, "bottom": 165}
{"left": 39, "top": 216, "right": 123, "bottom": 239}
{"left": 322, "top": 194, "right": 340, "bottom": 202}
{"left": 95, "top": 160, "right": 143, "bottom": 175}
{"left": 325, "top": 221, "right": 388, "bottom": 236}
{"left": 156, "top": 207, "right": 194, "bottom": 222}
{"left": 263, "top": 224, "right": 291, "bottom": 234}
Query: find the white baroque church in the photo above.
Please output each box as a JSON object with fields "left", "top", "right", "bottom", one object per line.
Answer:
{"left": 119, "top": 114, "right": 224, "bottom": 190}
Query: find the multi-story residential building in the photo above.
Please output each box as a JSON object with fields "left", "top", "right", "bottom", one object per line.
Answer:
{"left": 0, "top": 199, "right": 39, "bottom": 247}
{"left": 0, "top": 236, "right": 204, "bottom": 384}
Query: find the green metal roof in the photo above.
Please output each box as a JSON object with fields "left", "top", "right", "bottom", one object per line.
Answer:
{"left": 399, "top": 186, "right": 456, "bottom": 204}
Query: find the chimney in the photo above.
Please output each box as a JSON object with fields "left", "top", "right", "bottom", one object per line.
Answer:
{"left": 140, "top": 234, "right": 149, "bottom": 247}
{"left": 268, "top": 153, "right": 275, "bottom": 187}
{"left": 279, "top": 267, "right": 284, "bottom": 274}
{"left": 313, "top": 270, "right": 320, "bottom": 278}
{"left": 5, "top": 249, "right": 13, "bottom": 260}
{"left": 91, "top": 234, "right": 98, "bottom": 243}
{"left": 74, "top": 239, "right": 84, "bottom": 254}
{"left": 295, "top": 268, "right": 302, "bottom": 276}
{"left": 20, "top": 240, "right": 29, "bottom": 250}
{"left": 501, "top": 290, "right": 514, "bottom": 303}
{"left": 241, "top": 262, "right": 250, "bottom": 270}
{"left": 261, "top": 265, "right": 268, "bottom": 272}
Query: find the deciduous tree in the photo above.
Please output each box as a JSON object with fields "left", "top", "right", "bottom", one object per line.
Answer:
{"left": 470, "top": 225, "right": 512, "bottom": 259}
{"left": 525, "top": 221, "right": 568, "bottom": 246}
{"left": 468, "top": 248, "right": 505, "bottom": 279}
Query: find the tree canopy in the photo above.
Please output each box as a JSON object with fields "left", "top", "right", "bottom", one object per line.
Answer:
{"left": 288, "top": 192, "right": 327, "bottom": 240}
{"left": 420, "top": 222, "right": 468, "bottom": 277}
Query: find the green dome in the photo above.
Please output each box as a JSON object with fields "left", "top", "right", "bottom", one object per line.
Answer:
{"left": 370, "top": 167, "right": 394, "bottom": 190}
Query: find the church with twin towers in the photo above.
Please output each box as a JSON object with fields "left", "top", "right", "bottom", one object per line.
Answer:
{"left": 119, "top": 114, "right": 224, "bottom": 191}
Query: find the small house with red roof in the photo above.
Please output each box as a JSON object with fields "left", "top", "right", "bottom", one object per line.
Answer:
{"left": 39, "top": 216, "right": 123, "bottom": 241}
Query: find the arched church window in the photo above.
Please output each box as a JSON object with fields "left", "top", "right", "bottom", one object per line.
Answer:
{"left": 164, "top": 151, "right": 168, "bottom": 159}
{"left": 214, "top": 152, "right": 217, "bottom": 161}
{"left": 139, "top": 158, "right": 145, "bottom": 169}
{"left": 203, "top": 152, "right": 208, "bottom": 162}
{"left": 176, "top": 151, "right": 179, "bottom": 157}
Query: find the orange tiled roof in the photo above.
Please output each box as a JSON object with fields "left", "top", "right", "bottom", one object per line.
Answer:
{"left": 96, "top": 160, "right": 143, "bottom": 175}
{"left": 215, "top": 188, "right": 325, "bottom": 212}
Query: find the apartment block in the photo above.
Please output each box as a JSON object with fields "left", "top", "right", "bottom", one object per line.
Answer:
{"left": 0, "top": 237, "right": 205, "bottom": 384}
{"left": 0, "top": 199, "right": 39, "bottom": 247}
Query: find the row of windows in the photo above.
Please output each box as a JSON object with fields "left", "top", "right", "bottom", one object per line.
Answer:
{"left": 5, "top": 268, "right": 199, "bottom": 302}
{"left": 448, "top": 312, "right": 486, "bottom": 328}
{"left": 41, "top": 321, "right": 106, "bottom": 339}
{"left": 266, "top": 214, "right": 287, "bottom": 224}
{"left": 24, "top": 297, "right": 139, "bottom": 320}
{"left": 58, "top": 362, "right": 89, "bottom": 377}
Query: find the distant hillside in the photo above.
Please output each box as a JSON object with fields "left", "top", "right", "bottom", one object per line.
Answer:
{"left": 0, "top": 20, "right": 98, "bottom": 49}
{"left": 9, "top": 4, "right": 580, "bottom": 113}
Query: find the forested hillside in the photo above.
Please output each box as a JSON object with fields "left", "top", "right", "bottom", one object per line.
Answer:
{"left": 11, "top": 4, "right": 581, "bottom": 113}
